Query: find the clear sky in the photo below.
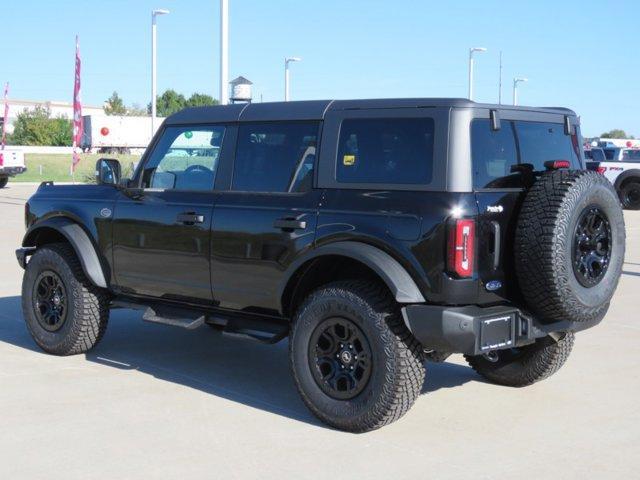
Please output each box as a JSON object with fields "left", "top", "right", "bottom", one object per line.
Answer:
{"left": 2, "top": 0, "right": 638, "bottom": 136}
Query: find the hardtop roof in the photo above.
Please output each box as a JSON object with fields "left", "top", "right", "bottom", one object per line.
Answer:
{"left": 164, "top": 98, "right": 576, "bottom": 125}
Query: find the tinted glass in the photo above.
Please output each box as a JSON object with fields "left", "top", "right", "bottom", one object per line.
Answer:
{"left": 603, "top": 148, "right": 617, "bottom": 160}
{"left": 233, "top": 121, "right": 319, "bottom": 192}
{"left": 622, "top": 149, "right": 640, "bottom": 162}
{"left": 514, "top": 121, "right": 580, "bottom": 171}
{"left": 141, "top": 126, "right": 225, "bottom": 190}
{"left": 336, "top": 117, "right": 434, "bottom": 184}
{"left": 471, "top": 119, "right": 519, "bottom": 188}
{"left": 591, "top": 148, "right": 606, "bottom": 162}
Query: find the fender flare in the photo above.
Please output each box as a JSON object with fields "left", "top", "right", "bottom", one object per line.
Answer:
{"left": 614, "top": 169, "right": 640, "bottom": 191}
{"left": 22, "top": 217, "right": 108, "bottom": 288}
{"left": 280, "top": 241, "right": 425, "bottom": 305}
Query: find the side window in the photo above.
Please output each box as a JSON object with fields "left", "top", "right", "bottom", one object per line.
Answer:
{"left": 141, "top": 126, "right": 225, "bottom": 191}
{"left": 591, "top": 149, "right": 606, "bottom": 162}
{"left": 336, "top": 117, "right": 434, "bottom": 184}
{"left": 471, "top": 119, "right": 519, "bottom": 188}
{"left": 514, "top": 121, "right": 580, "bottom": 170}
{"left": 622, "top": 149, "right": 640, "bottom": 162}
{"left": 232, "top": 121, "right": 319, "bottom": 193}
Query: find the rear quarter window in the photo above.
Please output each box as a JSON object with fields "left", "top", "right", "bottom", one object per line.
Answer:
{"left": 336, "top": 117, "right": 434, "bottom": 185}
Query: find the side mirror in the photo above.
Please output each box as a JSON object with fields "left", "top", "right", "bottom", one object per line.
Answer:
{"left": 96, "top": 158, "right": 121, "bottom": 186}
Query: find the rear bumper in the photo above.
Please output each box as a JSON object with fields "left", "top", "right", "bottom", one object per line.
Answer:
{"left": 401, "top": 304, "right": 602, "bottom": 356}
{"left": 0, "top": 166, "right": 26, "bottom": 176}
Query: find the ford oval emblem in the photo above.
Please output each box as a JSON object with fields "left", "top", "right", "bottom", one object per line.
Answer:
{"left": 485, "top": 280, "right": 502, "bottom": 291}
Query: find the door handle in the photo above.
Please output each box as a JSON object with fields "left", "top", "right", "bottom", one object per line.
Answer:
{"left": 273, "top": 218, "right": 307, "bottom": 230}
{"left": 490, "top": 221, "right": 501, "bottom": 270}
{"left": 177, "top": 212, "right": 205, "bottom": 225}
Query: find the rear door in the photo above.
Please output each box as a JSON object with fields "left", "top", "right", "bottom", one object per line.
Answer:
{"left": 315, "top": 107, "right": 456, "bottom": 302}
{"left": 471, "top": 110, "right": 583, "bottom": 303}
{"left": 209, "top": 120, "right": 322, "bottom": 312}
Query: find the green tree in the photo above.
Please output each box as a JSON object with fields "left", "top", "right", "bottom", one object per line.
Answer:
{"left": 8, "top": 106, "right": 72, "bottom": 146}
{"left": 186, "top": 93, "right": 218, "bottom": 108}
{"left": 153, "top": 89, "right": 187, "bottom": 116}
{"left": 600, "top": 129, "right": 634, "bottom": 139}
{"left": 104, "top": 91, "right": 127, "bottom": 115}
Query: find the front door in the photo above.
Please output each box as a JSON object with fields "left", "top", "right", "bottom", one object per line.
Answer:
{"left": 111, "top": 124, "right": 227, "bottom": 304}
{"left": 210, "top": 120, "right": 322, "bottom": 312}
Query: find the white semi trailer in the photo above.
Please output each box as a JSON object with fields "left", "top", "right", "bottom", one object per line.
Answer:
{"left": 81, "top": 115, "right": 163, "bottom": 154}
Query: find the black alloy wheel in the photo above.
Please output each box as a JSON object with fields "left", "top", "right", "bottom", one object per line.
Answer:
{"left": 572, "top": 206, "right": 612, "bottom": 288}
{"left": 33, "top": 271, "right": 68, "bottom": 332}
{"left": 622, "top": 182, "right": 640, "bottom": 209}
{"left": 308, "top": 317, "right": 373, "bottom": 400}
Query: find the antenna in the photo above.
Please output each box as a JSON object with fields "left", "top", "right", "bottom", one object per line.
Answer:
{"left": 498, "top": 51, "right": 503, "bottom": 105}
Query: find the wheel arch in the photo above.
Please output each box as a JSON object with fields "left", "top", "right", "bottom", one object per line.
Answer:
{"left": 613, "top": 169, "right": 640, "bottom": 191}
{"left": 279, "top": 241, "right": 425, "bottom": 318}
{"left": 22, "top": 217, "right": 109, "bottom": 289}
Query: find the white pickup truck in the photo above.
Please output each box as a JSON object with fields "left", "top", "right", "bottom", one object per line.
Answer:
{"left": 0, "top": 148, "right": 27, "bottom": 188}
{"left": 586, "top": 147, "right": 640, "bottom": 209}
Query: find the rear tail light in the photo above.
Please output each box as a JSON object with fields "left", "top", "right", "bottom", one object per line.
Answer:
{"left": 448, "top": 219, "right": 475, "bottom": 278}
{"left": 596, "top": 166, "right": 607, "bottom": 175}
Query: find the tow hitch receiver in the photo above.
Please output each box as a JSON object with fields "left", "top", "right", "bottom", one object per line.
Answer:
{"left": 479, "top": 315, "right": 514, "bottom": 352}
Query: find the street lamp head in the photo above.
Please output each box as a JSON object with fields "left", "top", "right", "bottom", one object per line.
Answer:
{"left": 153, "top": 8, "right": 170, "bottom": 16}
{"left": 470, "top": 47, "right": 487, "bottom": 54}
{"left": 514, "top": 77, "right": 528, "bottom": 84}
{"left": 286, "top": 57, "right": 302, "bottom": 64}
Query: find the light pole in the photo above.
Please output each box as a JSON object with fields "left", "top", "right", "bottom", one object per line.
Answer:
{"left": 512, "top": 77, "right": 528, "bottom": 106}
{"left": 284, "top": 57, "right": 301, "bottom": 101}
{"left": 468, "top": 47, "right": 487, "bottom": 101}
{"left": 220, "top": 0, "right": 229, "bottom": 105}
{"left": 151, "top": 8, "right": 169, "bottom": 135}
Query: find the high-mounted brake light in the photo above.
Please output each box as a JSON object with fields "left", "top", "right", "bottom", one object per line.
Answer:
{"left": 544, "top": 160, "right": 571, "bottom": 170}
{"left": 596, "top": 166, "right": 607, "bottom": 175}
{"left": 448, "top": 219, "right": 475, "bottom": 278}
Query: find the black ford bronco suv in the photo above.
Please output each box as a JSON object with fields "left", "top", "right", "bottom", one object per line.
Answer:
{"left": 16, "top": 99, "right": 625, "bottom": 432}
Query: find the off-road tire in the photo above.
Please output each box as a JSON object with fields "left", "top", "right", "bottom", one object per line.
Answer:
{"left": 515, "top": 170, "right": 625, "bottom": 324}
{"left": 0, "top": 176, "right": 8, "bottom": 188}
{"left": 464, "top": 333, "right": 575, "bottom": 387}
{"left": 289, "top": 280, "right": 425, "bottom": 433}
{"left": 619, "top": 179, "right": 640, "bottom": 210}
{"left": 22, "top": 243, "right": 109, "bottom": 355}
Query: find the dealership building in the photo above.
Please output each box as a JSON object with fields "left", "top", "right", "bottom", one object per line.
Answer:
{"left": 0, "top": 99, "right": 105, "bottom": 134}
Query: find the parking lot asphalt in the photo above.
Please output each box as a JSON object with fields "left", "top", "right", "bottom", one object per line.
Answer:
{"left": 1, "top": 183, "right": 639, "bottom": 479}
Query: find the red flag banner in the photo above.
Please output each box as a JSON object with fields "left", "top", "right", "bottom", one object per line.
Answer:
{"left": 0, "top": 82, "right": 8, "bottom": 167}
{"left": 72, "top": 36, "right": 82, "bottom": 171}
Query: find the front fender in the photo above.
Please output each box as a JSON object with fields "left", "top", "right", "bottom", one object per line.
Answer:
{"left": 22, "top": 217, "right": 108, "bottom": 289}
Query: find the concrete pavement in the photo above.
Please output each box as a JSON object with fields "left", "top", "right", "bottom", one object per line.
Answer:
{"left": 1, "top": 183, "right": 639, "bottom": 479}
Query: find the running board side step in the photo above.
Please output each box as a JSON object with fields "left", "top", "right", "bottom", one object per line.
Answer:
{"left": 142, "top": 306, "right": 205, "bottom": 329}
{"left": 111, "top": 297, "right": 289, "bottom": 344}
{"left": 207, "top": 314, "right": 289, "bottom": 344}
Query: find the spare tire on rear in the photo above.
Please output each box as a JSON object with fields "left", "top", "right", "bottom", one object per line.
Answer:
{"left": 515, "top": 170, "right": 625, "bottom": 324}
